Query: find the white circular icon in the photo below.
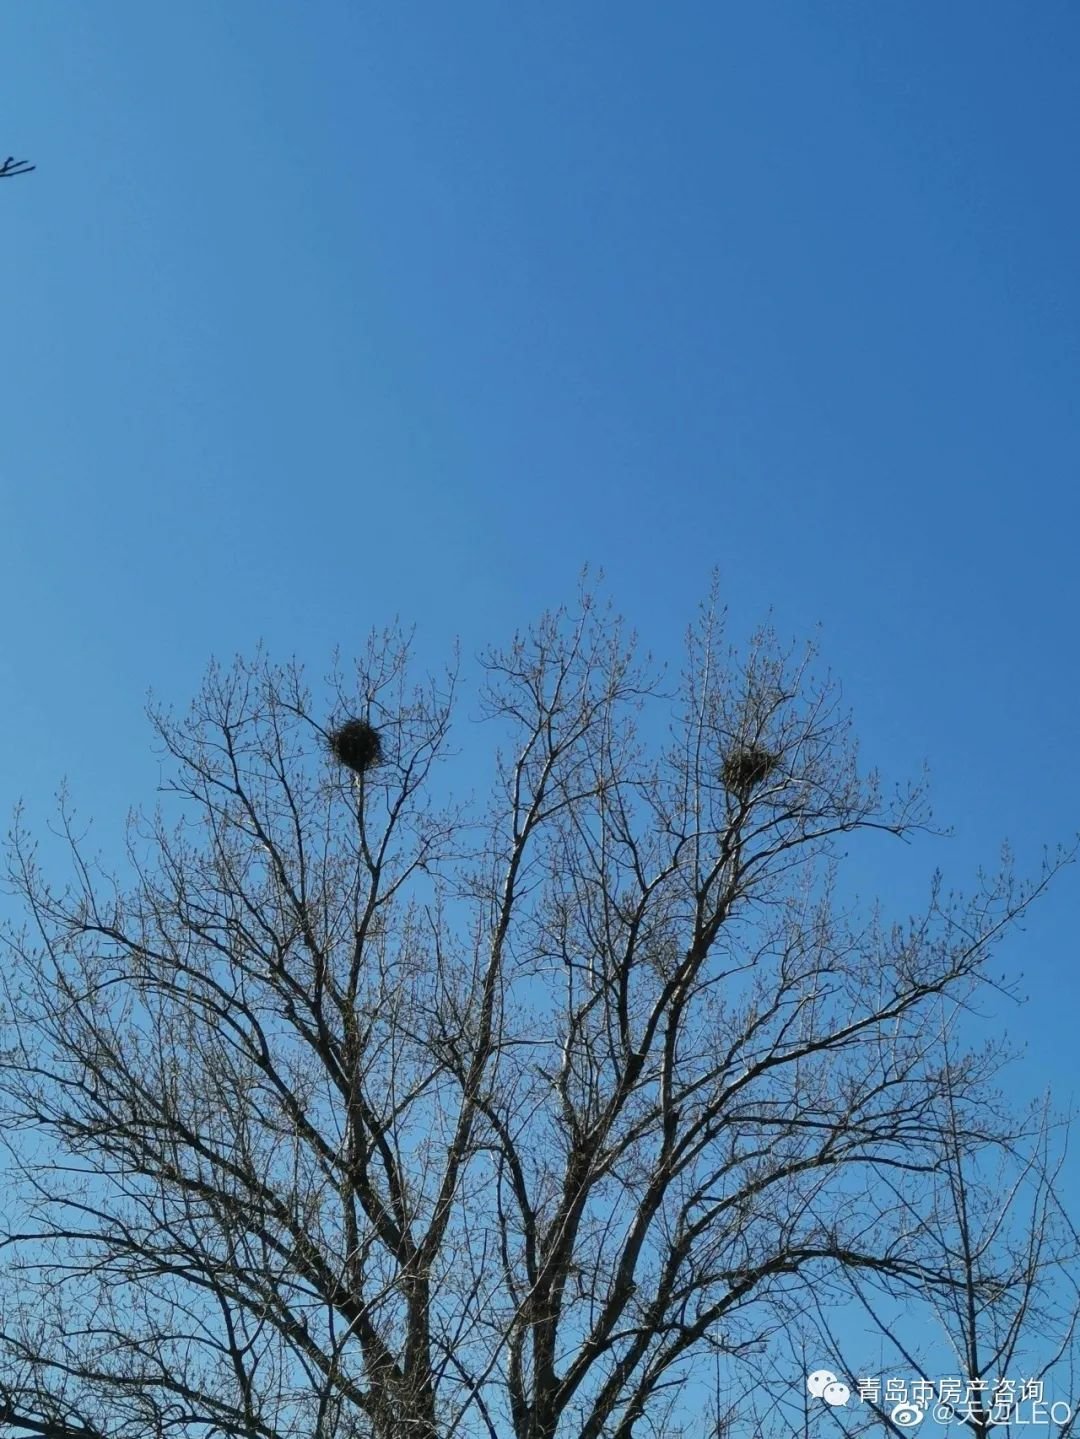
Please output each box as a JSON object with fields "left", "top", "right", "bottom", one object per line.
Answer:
{"left": 890, "top": 1402, "right": 925, "bottom": 1427}
{"left": 806, "top": 1370, "right": 838, "bottom": 1398}
{"left": 823, "top": 1381, "right": 851, "bottom": 1407}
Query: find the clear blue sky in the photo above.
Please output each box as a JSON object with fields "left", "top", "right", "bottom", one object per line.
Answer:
{"left": 3, "top": 5, "right": 1078, "bottom": 1139}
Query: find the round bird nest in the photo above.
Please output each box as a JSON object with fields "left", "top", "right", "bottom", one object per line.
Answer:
{"left": 327, "top": 718, "right": 382, "bottom": 776}
{"left": 722, "top": 745, "right": 778, "bottom": 795}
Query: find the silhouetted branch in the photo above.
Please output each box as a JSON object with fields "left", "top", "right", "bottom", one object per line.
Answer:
{"left": 1, "top": 155, "right": 35, "bottom": 179}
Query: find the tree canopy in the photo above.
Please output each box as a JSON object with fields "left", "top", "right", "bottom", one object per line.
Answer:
{"left": 0, "top": 592, "right": 1069, "bottom": 1439}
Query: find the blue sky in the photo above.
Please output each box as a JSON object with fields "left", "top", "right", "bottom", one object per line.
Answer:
{"left": 3, "top": 0, "right": 1078, "bottom": 1173}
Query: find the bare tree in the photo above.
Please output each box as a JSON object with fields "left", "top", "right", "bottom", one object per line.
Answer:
{"left": 0, "top": 592, "right": 1067, "bottom": 1439}
{"left": 0, "top": 156, "right": 35, "bottom": 179}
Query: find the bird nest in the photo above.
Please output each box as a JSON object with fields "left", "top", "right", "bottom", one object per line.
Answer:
{"left": 327, "top": 718, "right": 382, "bottom": 776}
{"left": 722, "top": 745, "right": 778, "bottom": 794}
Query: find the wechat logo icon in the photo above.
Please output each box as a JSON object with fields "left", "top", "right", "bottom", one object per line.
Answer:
{"left": 807, "top": 1370, "right": 851, "bottom": 1407}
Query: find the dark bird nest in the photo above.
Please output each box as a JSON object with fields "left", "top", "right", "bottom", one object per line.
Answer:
{"left": 722, "top": 745, "right": 779, "bottom": 794}
{"left": 327, "top": 718, "right": 382, "bottom": 776}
